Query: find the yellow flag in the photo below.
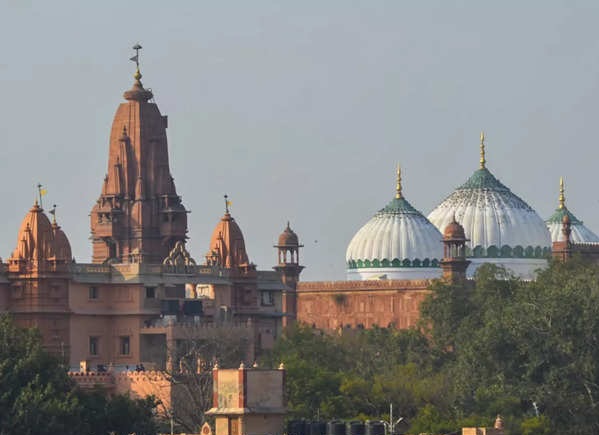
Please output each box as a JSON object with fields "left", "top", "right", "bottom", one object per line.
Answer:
{"left": 40, "top": 188, "right": 48, "bottom": 196}
{"left": 226, "top": 200, "right": 232, "bottom": 207}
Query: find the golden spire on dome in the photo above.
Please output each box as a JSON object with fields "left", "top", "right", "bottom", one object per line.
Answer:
{"left": 479, "top": 131, "right": 486, "bottom": 169}
{"left": 559, "top": 176, "right": 566, "bottom": 209}
{"left": 395, "top": 164, "right": 402, "bottom": 199}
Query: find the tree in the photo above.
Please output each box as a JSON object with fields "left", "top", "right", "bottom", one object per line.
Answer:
{"left": 150, "top": 324, "right": 254, "bottom": 433}
{"left": 0, "top": 314, "right": 159, "bottom": 435}
{"left": 0, "top": 314, "right": 82, "bottom": 435}
{"left": 421, "top": 259, "right": 599, "bottom": 434}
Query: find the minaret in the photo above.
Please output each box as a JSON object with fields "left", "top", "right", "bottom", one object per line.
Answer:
{"left": 90, "top": 46, "right": 188, "bottom": 264}
{"left": 273, "top": 222, "right": 304, "bottom": 326}
{"left": 440, "top": 216, "right": 470, "bottom": 282}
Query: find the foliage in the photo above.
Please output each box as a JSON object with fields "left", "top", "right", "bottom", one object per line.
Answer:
{"left": 421, "top": 259, "right": 599, "bottom": 434}
{"left": 0, "top": 314, "right": 158, "bottom": 435}
{"left": 266, "top": 259, "right": 599, "bottom": 434}
{"left": 261, "top": 323, "right": 445, "bottom": 422}
{"left": 0, "top": 314, "right": 82, "bottom": 435}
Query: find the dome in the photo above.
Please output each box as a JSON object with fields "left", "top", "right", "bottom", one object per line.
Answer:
{"left": 427, "top": 133, "right": 551, "bottom": 279}
{"left": 52, "top": 220, "right": 72, "bottom": 262}
{"left": 206, "top": 211, "right": 250, "bottom": 268}
{"left": 546, "top": 177, "right": 599, "bottom": 243}
{"left": 443, "top": 217, "right": 466, "bottom": 240}
{"left": 11, "top": 202, "right": 56, "bottom": 262}
{"left": 278, "top": 222, "right": 299, "bottom": 246}
{"left": 346, "top": 167, "right": 443, "bottom": 281}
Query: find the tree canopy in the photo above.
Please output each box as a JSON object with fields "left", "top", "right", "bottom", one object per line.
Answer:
{"left": 0, "top": 314, "right": 158, "bottom": 435}
{"left": 265, "top": 258, "right": 599, "bottom": 434}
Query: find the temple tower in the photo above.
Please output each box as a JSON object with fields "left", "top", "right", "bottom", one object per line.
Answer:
{"left": 91, "top": 48, "right": 187, "bottom": 264}
{"left": 7, "top": 202, "right": 72, "bottom": 358}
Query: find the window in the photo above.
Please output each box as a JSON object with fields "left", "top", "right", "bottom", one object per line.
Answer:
{"left": 261, "top": 291, "right": 274, "bottom": 306}
{"left": 119, "top": 336, "right": 130, "bottom": 355}
{"left": 89, "top": 286, "right": 98, "bottom": 300}
{"left": 145, "top": 287, "right": 156, "bottom": 299}
{"left": 89, "top": 337, "right": 99, "bottom": 356}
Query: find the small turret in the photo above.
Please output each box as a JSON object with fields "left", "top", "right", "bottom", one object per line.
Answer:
{"left": 274, "top": 222, "right": 304, "bottom": 327}
{"left": 440, "top": 216, "right": 470, "bottom": 282}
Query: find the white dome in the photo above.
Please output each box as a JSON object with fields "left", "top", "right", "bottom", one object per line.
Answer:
{"left": 346, "top": 187, "right": 443, "bottom": 281}
{"left": 545, "top": 178, "right": 599, "bottom": 243}
{"left": 427, "top": 166, "right": 551, "bottom": 279}
{"left": 546, "top": 207, "right": 599, "bottom": 243}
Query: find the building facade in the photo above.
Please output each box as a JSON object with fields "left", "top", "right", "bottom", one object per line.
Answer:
{"left": 0, "top": 59, "right": 304, "bottom": 373}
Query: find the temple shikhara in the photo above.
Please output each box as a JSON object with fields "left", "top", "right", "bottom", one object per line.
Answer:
{"left": 1, "top": 48, "right": 599, "bottom": 399}
{"left": 0, "top": 51, "right": 304, "bottom": 374}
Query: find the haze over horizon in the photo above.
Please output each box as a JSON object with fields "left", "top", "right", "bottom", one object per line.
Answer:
{"left": 1, "top": 1, "right": 599, "bottom": 280}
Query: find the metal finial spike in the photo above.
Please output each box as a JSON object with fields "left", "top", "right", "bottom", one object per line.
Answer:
{"left": 130, "top": 44, "right": 143, "bottom": 79}
{"left": 49, "top": 204, "right": 57, "bottom": 224}
{"left": 559, "top": 176, "right": 565, "bottom": 209}
{"left": 479, "top": 131, "right": 486, "bottom": 169}
{"left": 224, "top": 194, "right": 230, "bottom": 214}
{"left": 395, "top": 164, "right": 402, "bottom": 199}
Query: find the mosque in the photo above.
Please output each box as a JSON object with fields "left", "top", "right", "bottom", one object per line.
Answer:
{"left": 1, "top": 49, "right": 598, "bottom": 375}
{"left": 296, "top": 134, "right": 599, "bottom": 329}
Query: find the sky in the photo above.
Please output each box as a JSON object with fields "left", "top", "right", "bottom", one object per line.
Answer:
{"left": 1, "top": 1, "right": 599, "bottom": 280}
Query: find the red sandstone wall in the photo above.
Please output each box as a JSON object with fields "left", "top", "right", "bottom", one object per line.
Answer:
{"left": 296, "top": 280, "right": 432, "bottom": 330}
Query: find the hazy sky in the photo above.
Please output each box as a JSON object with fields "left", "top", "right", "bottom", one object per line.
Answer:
{"left": 1, "top": 1, "right": 599, "bottom": 280}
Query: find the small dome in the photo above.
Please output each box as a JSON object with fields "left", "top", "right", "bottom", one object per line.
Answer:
{"left": 545, "top": 178, "right": 599, "bottom": 243}
{"left": 278, "top": 222, "right": 299, "bottom": 246}
{"left": 443, "top": 218, "right": 466, "bottom": 240}
{"left": 346, "top": 166, "right": 443, "bottom": 281}
{"left": 206, "top": 212, "right": 250, "bottom": 268}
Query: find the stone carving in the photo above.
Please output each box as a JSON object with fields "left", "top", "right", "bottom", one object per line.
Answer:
{"left": 163, "top": 241, "right": 196, "bottom": 267}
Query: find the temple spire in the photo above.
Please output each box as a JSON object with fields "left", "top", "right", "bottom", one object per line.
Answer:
{"left": 559, "top": 176, "right": 565, "bottom": 209}
{"left": 395, "top": 164, "right": 402, "bottom": 199}
{"left": 479, "top": 131, "right": 486, "bottom": 169}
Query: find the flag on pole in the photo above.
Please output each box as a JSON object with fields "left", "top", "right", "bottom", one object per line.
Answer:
{"left": 40, "top": 188, "right": 47, "bottom": 196}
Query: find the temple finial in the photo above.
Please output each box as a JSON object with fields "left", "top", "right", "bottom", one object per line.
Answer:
{"left": 395, "top": 164, "right": 402, "bottom": 199}
{"left": 224, "top": 194, "right": 231, "bottom": 214}
{"left": 479, "top": 131, "right": 486, "bottom": 169}
{"left": 559, "top": 176, "right": 565, "bottom": 209}
{"left": 130, "top": 44, "right": 142, "bottom": 81}
{"left": 49, "top": 204, "right": 57, "bottom": 224}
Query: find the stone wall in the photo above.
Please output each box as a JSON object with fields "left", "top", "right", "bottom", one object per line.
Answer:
{"left": 296, "top": 279, "right": 432, "bottom": 329}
